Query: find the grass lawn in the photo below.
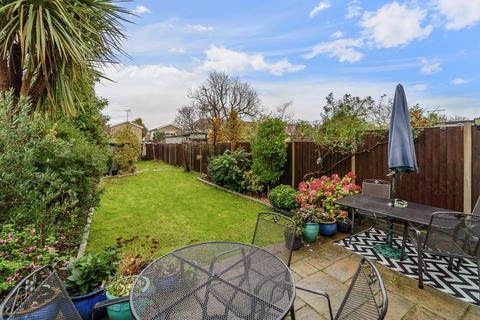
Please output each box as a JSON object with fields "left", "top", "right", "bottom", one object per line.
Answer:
{"left": 87, "top": 161, "right": 269, "bottom": 256}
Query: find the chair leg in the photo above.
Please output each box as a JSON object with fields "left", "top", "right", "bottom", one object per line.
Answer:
{"left": 417, "top": 241, "right": 424, "bottom": 289}
{"left": 477, "top": 260, "right": 480, "bottom": 304}
{"left": 290, "top": 307, "right": 296, "bottom": 320}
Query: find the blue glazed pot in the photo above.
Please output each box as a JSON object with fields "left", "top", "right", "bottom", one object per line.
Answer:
{"left": 303, "top": 223, "right": 319, "bottom": 243}
{"left": 70, "top": 287, "right": 106, "bottom": 320}
{"left": 319, "top": 221, "right": 337, "bottom": 236}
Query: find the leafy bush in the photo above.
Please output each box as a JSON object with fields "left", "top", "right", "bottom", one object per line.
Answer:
{"left": 0, "top": 92, "right": 108, "bottom": 241}
{"left": 240, "top": 170, "right": 265, "bottom": 194}
{"left": 65, "top": 248, "right": 119, "bottom": 295}
{"left": 207, "top": 148, "right": 251, "bottom": 191}
{"left": 296, "top": 172, "right": 360, "bottom": 222}
{"left": 251, "top": 119, "right": 287, "bottom": 187}
{"left": 268, "top": 185, "right": 298, "bottom": 211}
{"left": 0, "top": 224, "right": 68, "bottom": 296}
{"left": 112, "top": 126, "right": 142, "bottom": 173}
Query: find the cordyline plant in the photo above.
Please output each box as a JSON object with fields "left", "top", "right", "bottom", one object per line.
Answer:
{"left": 296, "top": 172, "right": 360, "bottom": 222}
{"left": 0, "top": 0, "right": 130, "bottom": 117}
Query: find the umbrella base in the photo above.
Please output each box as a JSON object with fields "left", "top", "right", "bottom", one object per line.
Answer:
{"left": 374, "top": 243, "right": 402, "bottom": 260}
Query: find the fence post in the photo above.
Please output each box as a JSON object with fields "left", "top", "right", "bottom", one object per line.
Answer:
{"left": 351, "top": 155, "right": 356, "bottom": 175}
{"left": 291, "top": 141, "right": 296, "bottom": 187}
{"left": 464, "top": 123, "right": 472, "bottom": 213}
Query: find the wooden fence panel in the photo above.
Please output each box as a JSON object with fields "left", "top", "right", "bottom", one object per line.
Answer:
{"left": 472, "top": 127, "right": 480, "bottom": 209}
{"left": 141, "top": 125, "right": 471, "bottom": 211}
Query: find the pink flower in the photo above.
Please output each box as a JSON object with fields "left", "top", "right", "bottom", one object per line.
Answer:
{"left": 324, "top": 191, "right": 332, "bottom": 197}
{"left": 298, "top": 182, "right": 308, "bottom": 192}
{"left": 347, "top": 171, "right": 356, "bottom": 180}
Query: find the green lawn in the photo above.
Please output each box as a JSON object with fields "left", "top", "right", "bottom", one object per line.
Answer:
{"left": 87, "top": 161, "right": 268, "bottom": 256}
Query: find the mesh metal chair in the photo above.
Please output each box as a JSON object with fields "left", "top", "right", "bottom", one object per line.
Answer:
{"left": 353, "top": 179, "right": 391, "bottom": 236}
{"left": 0, "top": 266, "right": 129, "bottom": 320}
{"left": 252, "top": 212, "right": 296, "bottom": 267}
{"left": 294, "top": 258, "right": 388, "bottom": 320}
{"left": 408, "top": 212, "right": 480, "bottom": 300}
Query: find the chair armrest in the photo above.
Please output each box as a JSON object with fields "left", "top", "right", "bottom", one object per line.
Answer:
{"left": 91, "top": 296, "right": 129, "bottom": 320}
{"left": 296, "top": 285, "right": 334, "bottom": 320}
{"left": 296, "top": 285, "right": 329, "bottom": 298}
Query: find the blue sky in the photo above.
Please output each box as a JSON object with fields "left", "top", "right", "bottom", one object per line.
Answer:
{"left": 96, "top": 0, "right": 480, "bottom": 128}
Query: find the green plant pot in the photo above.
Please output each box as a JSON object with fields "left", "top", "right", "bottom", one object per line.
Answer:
{"left": 303, "top": 223, "right": 319, "bottom": 243}
{"left": 106, "top": 291, "right": 132, "bottom": 320}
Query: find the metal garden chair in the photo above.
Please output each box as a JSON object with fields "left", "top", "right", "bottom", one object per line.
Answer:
{"left": 252, "top": 212, "right": 296, "bottom": 267}
{"left": 0, "top": 266, "right": 129, "bottom": 320}
{"left": 353, "top": 179, "right": 391, "bottom": 237}
{"left": 408, "top": 211, "right": 480, "bottom": 300}
{"left": 293, "top": 257, "right": 388, "bottom": 320}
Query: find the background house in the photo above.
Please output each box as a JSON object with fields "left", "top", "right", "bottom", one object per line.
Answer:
{"left": 146, "top": 124, "right": 182, "bottom": 141}
{"left": 109, "top": 121, "right": 144, "bottom": 143}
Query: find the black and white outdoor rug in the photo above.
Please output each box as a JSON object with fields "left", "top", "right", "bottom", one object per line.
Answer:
{"left": 334, "top": 228, "right": 480, "bottom": 306}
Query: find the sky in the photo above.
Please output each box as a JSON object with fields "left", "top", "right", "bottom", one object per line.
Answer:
{"left": 95, "top": 0, "right": 480, "bottom": 129}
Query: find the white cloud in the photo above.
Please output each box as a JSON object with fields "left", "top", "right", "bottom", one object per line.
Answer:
{"left": 309, "top": 1, "right": 331, "bottom": 18}
{"left": 435, "top": 0, "right": 480, "bottom": 30}
{"left": 96, "top": 65, "right": 203, "bottom": 128}
{"left": 361, "top": 2, "right": 433, "bottom": 48}
{"left": 304, "top": 38, "right": 364, "bottom": 63}
{"left": 185, "top": 24, "right": 214, "bottom": 32}
{"left": 452, "top": 77, "right": 469, "bottom": 85}
{"left": 330, "top": 31, "right": 344, "bottom": 39}
{"left": 345, "top": 0, "right": 362, "bottom": 19}
{"left": 132, "top": 5, "right": 151, "bottom": 15}
{"left": 201, "top": 45, "right": 305, "bottom": 76}
{"left": 420, "top": 59, "right": 442, "bottom": 75}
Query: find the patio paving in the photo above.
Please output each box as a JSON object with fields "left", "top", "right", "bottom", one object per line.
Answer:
{"left": 286, "top": 233, "right": 480, "bottom": 320}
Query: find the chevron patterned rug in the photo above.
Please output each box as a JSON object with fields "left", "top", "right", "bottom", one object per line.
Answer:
{"left": 335, "top": 228, "right": 480, "bottom": 306}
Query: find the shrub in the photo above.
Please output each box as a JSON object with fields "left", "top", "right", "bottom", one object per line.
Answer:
{"left": 268, "top": 185, "right": 298, "bottom": 211}
{"left": 296, "top": 172, "right": 360, "bottom": 222}
{"left": 240, "top": 170, "right": 265, "bottom": 194}
{"left": 0, "top": 224, "right": 68, "bottom": 297}
{"left": 0, "top": 92, "right": 108, "bottom": 242}
{"left": 251, "top": 118, "right": 287, "bottom": 188}
{"left": 207, "top": 148, "right": 250, "bottom": 191}
{"left": 65, "top": 248, "right": 119, "bottom": 295}
{"left": 112, "top": 126, "right": 142, "bottom": 173}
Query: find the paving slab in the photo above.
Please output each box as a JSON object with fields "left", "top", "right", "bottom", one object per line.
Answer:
{"left": 290, "top": 259, "right": 319, "bottom": 278}
{"left": 384, "top": 291, "right": 415, "bottom": 320}
{"left": 323, "top": 256, "right": 361, "bottom": 283}
{"left": 401, "top": 305, "right": 449, "bottom": 320}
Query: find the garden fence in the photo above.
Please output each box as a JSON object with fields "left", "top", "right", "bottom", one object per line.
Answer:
{"left": 143, "top": 123, "right": 479, "bottom": 213}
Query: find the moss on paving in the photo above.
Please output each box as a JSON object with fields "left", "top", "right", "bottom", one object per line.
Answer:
{"left": 87, "top": 161, "right": 268, "bottom": 256}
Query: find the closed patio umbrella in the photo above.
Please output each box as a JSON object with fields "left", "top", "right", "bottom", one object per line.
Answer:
{"left": 375, "top": 84, "right": 418, "bottom": 259}
{"left": 388, "top": 84, "right": 418, "bottom": 196}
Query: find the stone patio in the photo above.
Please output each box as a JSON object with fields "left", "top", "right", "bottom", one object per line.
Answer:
{"left": 287, "top": 233, "right": 480, "bottom": 320}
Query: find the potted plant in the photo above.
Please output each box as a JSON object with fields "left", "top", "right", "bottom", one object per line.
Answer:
{"left": 104, "top": 275, "right": 136, "bottom": 320}
{"left": 336, "top": 210, "right": 352, "bottom": 233}
{"left": 296, "top": 172, "right": 360, "bottom": 238}
{"left": 268, "top": 184, "right": 299, "bottom": 214}
{"left": 283, "top": 218, "right": 303, "bottom": 250}
{"left": 65, "top": 248, "right": 119, "bottom": 320}
{"left": 293, "top": 205, "right": 321, "bottom": 243}
{"left": 318, "top": 211, "right": 337, "bottom": 236}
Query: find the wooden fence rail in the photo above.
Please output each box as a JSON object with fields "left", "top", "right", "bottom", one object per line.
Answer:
{"left": 142, "top": 123, "right": 479, "bottom": 212}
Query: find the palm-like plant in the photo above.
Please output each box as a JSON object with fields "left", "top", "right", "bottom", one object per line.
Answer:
{"left": 0, "top": 0, "right": 130, "bottom": 117}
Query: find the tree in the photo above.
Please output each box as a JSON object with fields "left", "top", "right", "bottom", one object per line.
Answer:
{"left": 174, "top": 105, "right": 201, "bottom": 133}
{"left": 0, "top": 0, "right": 130, "bottom": 117}
{"left": 113, "top": 126, "right": 141, "bottom": 174}
{"left": 152, "top": 131, "right": 165, "bottom": 143}
{"left": 251, "top": 118, "right": 287, "bottom": 188}
{"left": 132, "top": 118, "right": 148, "bottom": 137}
{"left": 188, "top": 71, "right": 261, "bottom": 147}
{"left": 222, "top": 110, "right": 244, "bottom": 149}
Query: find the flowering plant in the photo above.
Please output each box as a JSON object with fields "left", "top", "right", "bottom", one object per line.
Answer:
{"left": 292, "top": 204, "right": 322, "bottom": 226}
{"left": 296, "top": 172, "right": 360, "bottom": 222}
{"left": 0, "top": 225, "right": 68, "bottom": 297}
{"left": 336, "top": 210, "right": 350, "bottom": 222}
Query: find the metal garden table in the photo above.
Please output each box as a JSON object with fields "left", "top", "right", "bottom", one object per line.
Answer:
{"left": 130, "top": 241, "right": 295, "bottom": 320}
{"left": 335, "top": 194, "right": 457, "bottom": 260}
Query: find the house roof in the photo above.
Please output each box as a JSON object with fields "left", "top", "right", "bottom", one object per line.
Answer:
{"left": 110, "top": 121, "right": 144, "bottom": 130}
{"left": 148, "top": 124, "right": 181, "bottom": 132}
